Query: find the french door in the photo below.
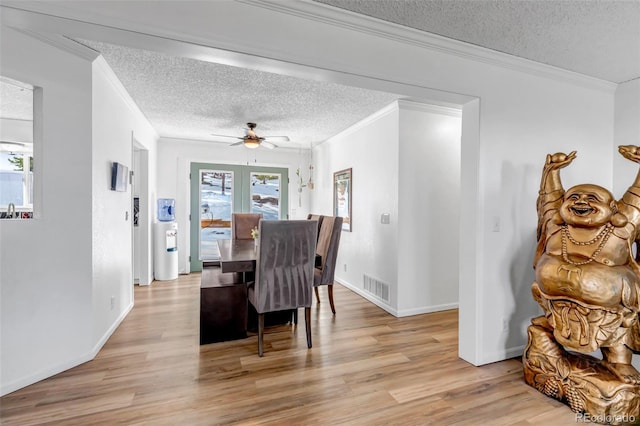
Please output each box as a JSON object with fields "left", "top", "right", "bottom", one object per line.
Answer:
{"left": 189, "top": 162, "right": 288, "bottom": 272}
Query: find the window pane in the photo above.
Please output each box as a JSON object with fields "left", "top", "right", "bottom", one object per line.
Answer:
{"left": 199, "top": 170, "right": 233, "bottom": 260}
{"left": 0, "top": 152, "right": 24, "bottom": 205}
{"left": 250, "top": 173, "right": 280, "bottom": 219}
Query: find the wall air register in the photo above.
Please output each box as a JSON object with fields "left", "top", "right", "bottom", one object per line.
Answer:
{"left": 363, "top": 274, "right": 390, "bottom": 302}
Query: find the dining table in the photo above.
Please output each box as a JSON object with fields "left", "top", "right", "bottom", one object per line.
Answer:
{"left": 200, "top": 239, "right": 294, "bottom": 344}
{"left": 200, "top": 238, "right": 321, "bottom": 342}
{"left": 217, "top": 238, "right": 257, "bottom": 275}
{"left": 217, "top": 238, "right": 322, "bottom": 273}
{"left": 199, "top": 239, "right": 259, "bottom": 345}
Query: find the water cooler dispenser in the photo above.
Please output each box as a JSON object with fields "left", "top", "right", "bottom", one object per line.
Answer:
{"left": 154, "top": 198, "right": 178, "bottom": 281}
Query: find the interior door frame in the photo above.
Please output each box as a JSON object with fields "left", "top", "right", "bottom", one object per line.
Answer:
{"left": 190, "top": 162, "right": 288, "bottom": 272}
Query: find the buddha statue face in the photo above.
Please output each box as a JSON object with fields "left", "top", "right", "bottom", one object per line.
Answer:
{"left": 559, "top": 184, "right": 615, "bottom": 228}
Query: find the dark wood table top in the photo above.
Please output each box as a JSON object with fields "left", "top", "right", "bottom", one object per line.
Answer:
{"left": 217, "top": 239, "right": 322, "bottom": 273}
{"left": 217, "top": 239, "right": 256, "bottom": 273}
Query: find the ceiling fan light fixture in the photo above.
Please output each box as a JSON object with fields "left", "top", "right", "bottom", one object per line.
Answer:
{"left": 244, "top": 138, "right": 260, "bottom": 149}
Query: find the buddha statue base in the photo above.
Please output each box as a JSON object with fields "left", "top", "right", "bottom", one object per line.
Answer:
{"left": 523, "top": 319, "right": 640, "bottom": 425}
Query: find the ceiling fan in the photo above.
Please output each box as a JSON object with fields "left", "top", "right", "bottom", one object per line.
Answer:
{"left": 211, "top": 122, "right": 290, "bottom": 149}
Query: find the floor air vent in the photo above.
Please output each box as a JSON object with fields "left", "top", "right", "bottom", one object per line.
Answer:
{"left": 363, "top": 274, "right": 390, "bottom": 302}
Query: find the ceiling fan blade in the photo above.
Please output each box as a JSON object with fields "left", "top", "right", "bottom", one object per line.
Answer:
{"left": 229, "top": 141, "right": 245, "bottom": 146}
{"left": 261, "top": 141, "right": 277, "bottom": 149}
{"left": 211, "top": 133, "right": 242, "bottom": 140}
{"left": 263, "top": 136, "right": 290, "bottom": 142}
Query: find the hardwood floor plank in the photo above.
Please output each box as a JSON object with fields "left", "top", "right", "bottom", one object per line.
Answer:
{"left": 0, "top": 274, "right": 578, "bottom": 425}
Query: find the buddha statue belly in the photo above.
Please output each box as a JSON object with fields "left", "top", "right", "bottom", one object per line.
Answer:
{"left": 536, "top": 253, "right": 638, "bottom": 309}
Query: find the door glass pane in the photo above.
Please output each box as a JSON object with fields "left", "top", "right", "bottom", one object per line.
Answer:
{"left": 199, "top": 170, "right": 233, "bottom": 260}
{"left": 250, "top": 173, "right": 281, "bottom": 219}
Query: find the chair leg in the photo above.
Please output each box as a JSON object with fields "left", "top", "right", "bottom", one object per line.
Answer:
{"left": 292, "top": 308, "right": 298, "bottom": 325}
{"left": 305, "top": 307, "right": 312, "bottom": 348}
{"left": 258, "top": 313, "right": 265, "bottom": 357}
{"left": 314, "top": 286, "right": 320, "bottom": 304}
{"left": 328, "top": 284, "right": 336, "bottom": 315}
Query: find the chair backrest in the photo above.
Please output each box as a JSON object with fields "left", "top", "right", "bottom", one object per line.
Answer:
{"left": 252, "top": 220, "right": 317, "bottom": 314}
{"left": 231, "top": 213, "right": 263, "bottom": 240}
{"left": 307, "top": 214, "right": 324, "bottom": 242}
{"left": 315, "top": 216, "right": 343, "bottom": 285}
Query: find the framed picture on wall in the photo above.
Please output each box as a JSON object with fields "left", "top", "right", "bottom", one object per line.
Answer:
{"left": 333, "top": 168, "right": 352, "bottom": 232}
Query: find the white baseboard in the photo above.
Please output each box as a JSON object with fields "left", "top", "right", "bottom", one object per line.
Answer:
{"left": 480, "top": 345, "right": 526, "bottom": 366}
{"left": 1, "top": 352, "right": 94, "bottom": 397}
{"left": 335, "top": 278, "right": 398, "bottom": 316}
{"left": 335, "top": 279, "right": 458, "bottom": 317}
{"left": 90, "top": 300, "right": 134, "bottom": 356}
{"left": 397, "top": 302, "right": 459, "bottom": 317}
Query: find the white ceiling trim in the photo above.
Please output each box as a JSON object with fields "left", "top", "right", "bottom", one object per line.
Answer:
{"left": 397, "top": 100, "right": 462, "bottom": 117}
{"left": 324, "top": 99, "right": 463, "bottom": 145}
{"left": 247, "top": 0, "right": 616, "bottom": 92}
{"left": 4, "top": 27, "right": 98, "bottom": 62}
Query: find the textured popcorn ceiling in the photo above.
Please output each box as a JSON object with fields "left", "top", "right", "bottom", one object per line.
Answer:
{"left": 315, "top": 0, "right": 640, "bottom": 83}
{"left": 77, "top": 40, "right": 403, "bottom": 148}
{"left": 0, "top": 78, "right": 33, "bottom": 121}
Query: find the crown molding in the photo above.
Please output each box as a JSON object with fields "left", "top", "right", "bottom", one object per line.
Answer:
{"left": 245, "top": 0, "right": 617, "bottom": 93}
{"left": 320, "top": 99, "right": 462, "bottom": 145}
{"left": 397, "top": 100, "right": 462, "bottom": 117}
{"left": 6, "top": 27, "right": 99, "bottom": 62}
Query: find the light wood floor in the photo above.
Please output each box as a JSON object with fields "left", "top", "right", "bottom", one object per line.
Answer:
{"left": 1, "top": 273, "right": 577, "bottom": 425}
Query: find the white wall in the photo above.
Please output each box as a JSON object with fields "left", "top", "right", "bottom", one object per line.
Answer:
{"left": 91, "top": 57, "right": 158, "bottom": 345}
{"left": 613, "top": 79, "right": 640, "bottom": 197}
{"left": 612, "top": 78, "right": 640, "bottom": 370}
{"left": 0, "top": 26, "right": 94, "bottom": 395}
{"left": 470, "top": 76, "right": 614, "bottom": 364}
{"left": 156, "top": 137, "right": 311, "bottom": 274}
{"left": 398, "top": 101, "right": 461, "bottom": 315}
{"left": 312, "top": 103, "right": 400, "bottom": 312}
{"left": 312, "top": 101, "right": 462, "bottom": 317}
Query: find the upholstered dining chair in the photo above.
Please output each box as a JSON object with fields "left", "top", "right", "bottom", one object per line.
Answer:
{"left": 247, "top": 220, "right": 317, "bottom": 357}
{"left": 314, "top": 216, "right": 343, "bottom": 314}
{"left": 231, "top": 213, "right": 263, "bottom": 240}
{"left": 306, "top": 213, "right": 324, "bottom": 243}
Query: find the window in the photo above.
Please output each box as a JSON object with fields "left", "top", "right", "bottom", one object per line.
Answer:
{"left": 0, "top": 76, "right": 34, "bottom": 210}
{"left": 249, "top": 172, "right": 281, "bottom": 220}
{"left": 190, "top": 162, "right": 289, "bottom": 271}
{"left": 199, "top": 170, "right": 234, "bottom": 260}
{"left": 0, "top": 151, "right": 33, "bottom": 206}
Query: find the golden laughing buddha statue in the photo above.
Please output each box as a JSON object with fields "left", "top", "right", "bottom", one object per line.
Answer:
{"left": 523, "top": 146, "right": 640, "bottom": 424}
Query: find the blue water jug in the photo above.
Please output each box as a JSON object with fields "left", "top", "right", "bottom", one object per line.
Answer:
{"left": 157, "top": 198, "right": 175, "bottom": 222}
